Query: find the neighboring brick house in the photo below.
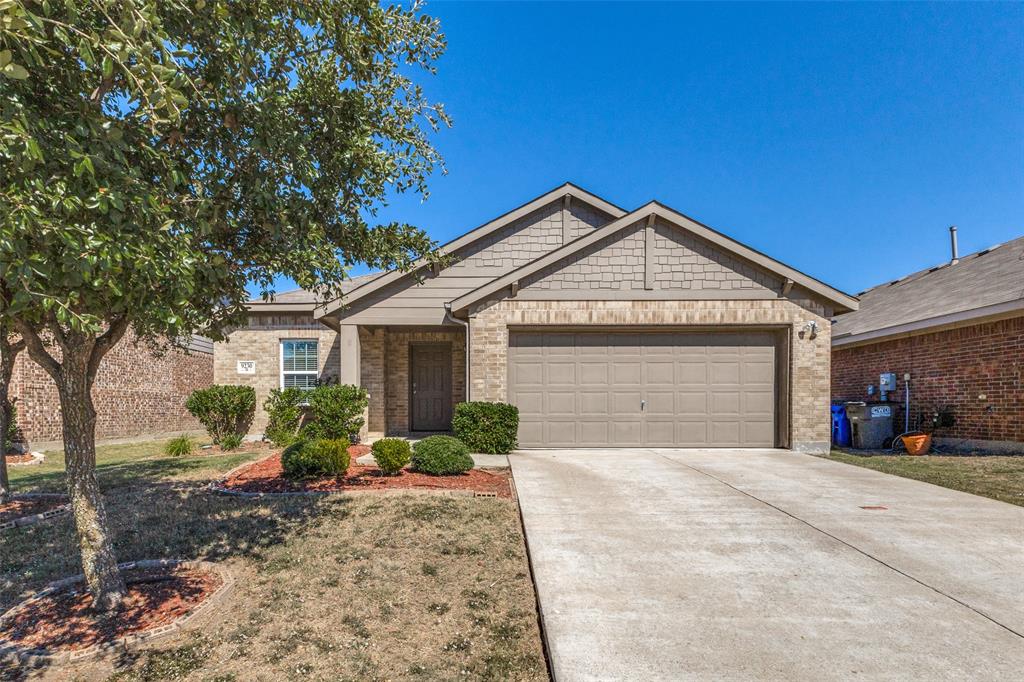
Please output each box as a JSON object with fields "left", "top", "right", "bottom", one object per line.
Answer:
{"left": 11, "top": 330, "right": 213, "bottom": 447}
{"left": 832, "top": 234, "right": 1024, "bottom": 452}
{"left": 214, "top": 183, "right": 856, "bottom": 453}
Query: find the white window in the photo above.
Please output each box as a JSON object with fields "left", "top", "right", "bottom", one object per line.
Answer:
{"left": 281, "top": 340, "right": 319, "bottom": 390}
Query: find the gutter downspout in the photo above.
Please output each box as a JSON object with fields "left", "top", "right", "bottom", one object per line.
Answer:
{"left": 444, "top": 302, "right": 471, "bottom": 402}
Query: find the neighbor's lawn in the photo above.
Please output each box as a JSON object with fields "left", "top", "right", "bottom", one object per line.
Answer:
{"left": 822, "top": 450, "right": 1024, "bottom": 507}
{"left": 2, "top": 441, "right": 547, "bottom": 681}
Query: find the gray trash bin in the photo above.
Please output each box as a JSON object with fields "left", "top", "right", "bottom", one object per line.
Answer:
{"left": 844, "top": 402, "right": 895, "bottom": 449}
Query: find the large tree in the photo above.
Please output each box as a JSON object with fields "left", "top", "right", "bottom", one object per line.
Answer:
{"left": 0, "top": 0, "right": 447, "bottom": 610}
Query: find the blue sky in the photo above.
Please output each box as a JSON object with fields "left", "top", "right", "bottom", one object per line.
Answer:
{"left": 264, "top": 1, "right": 1023, "bottom": 298}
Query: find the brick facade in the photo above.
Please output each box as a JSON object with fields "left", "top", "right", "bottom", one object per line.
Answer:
{"left": 213, "top": 314, "right": 339, "bottom": 431}
{"left": 11, "top": 329, "right": 213, "bottom": 445}
{"left": 467, "top": 298, "right": 834, "bottom": 453}
{"left": 831, "top": 316, "right": 1024, "bottom": 445}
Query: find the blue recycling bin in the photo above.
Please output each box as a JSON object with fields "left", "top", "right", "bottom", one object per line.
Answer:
{"left": 831, "top": 404, "right": 851, "bottom": 447}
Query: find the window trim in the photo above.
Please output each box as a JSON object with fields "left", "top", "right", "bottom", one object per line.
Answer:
{"left": 279, "top": 338, "right": 319, "bottom": 390}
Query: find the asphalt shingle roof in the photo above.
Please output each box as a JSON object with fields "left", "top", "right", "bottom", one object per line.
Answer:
{"left": 248, "top": 272, "right": 382, "bottom": 305}
{"left": 832, "top": 235, "right": 1024, "bottom": 339}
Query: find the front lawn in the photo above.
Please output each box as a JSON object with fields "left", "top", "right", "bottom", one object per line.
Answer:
{"left": 2, "top": 440, "right": 548, "bottom": 681}
{"left": 822, "top": 450, "right": 1024, "bottom": 507}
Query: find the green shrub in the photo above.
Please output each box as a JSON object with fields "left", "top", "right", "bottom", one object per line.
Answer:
{"left": 220, "top": 433, "right": 244, "bottom": 451}
{"left": 164, "top": 434, "right": 196, "bottom": 457}
{"left": 3, "top": 401, "right": 17, "bottom": 454}
{"left": 263, "top": 387, "right": 305, "bottom": 447}
{"left": 451, "top": 401, "right": 519, "bottom": 454}
{"left": 281, "top": 438, "right": 350, "bottom": 480}
{"left": 372, "top": 438, "right": 411, "bottom": 476}
{"left": 411, "top": 436, "right": 473, "bottom": 476}
{"left": 185, "top": 385, "right": 255, "bottom": 444}
{"left": 301, "top": 384, "right": 368, "bottom": 441}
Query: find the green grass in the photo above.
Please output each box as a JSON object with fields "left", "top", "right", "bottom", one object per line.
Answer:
{"left": 9, "top": 438, "right": 264, "bottom": 493}
{"left": 2, "top": 439, "right": 547, "bottom": 682}
{"left": 822, "top": 449, "right": 1024, "bottom": 507}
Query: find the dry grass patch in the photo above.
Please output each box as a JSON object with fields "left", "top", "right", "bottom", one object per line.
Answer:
{"left": 2, "top": 440, "right": 547, "bottom": 681}
{"left": 823, "top": 450, "right": 1024, "bottom": 506}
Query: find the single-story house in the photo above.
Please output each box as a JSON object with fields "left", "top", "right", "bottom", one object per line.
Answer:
{"left": 214, "top": 183, "right": 857, "bottom": 452}
{"left": 832, "top": 232, "right": 1024, "bottom": 452}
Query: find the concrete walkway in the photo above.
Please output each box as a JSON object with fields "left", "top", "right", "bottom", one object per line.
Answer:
{"left": 510, "top": 449, "right": 1024, "bottom": 681}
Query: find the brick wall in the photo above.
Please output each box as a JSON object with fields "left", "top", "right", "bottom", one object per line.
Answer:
{"left": 831, "top": 316, "right": 1024, "bottom": 444}
{"left": 213, "top": 314, "right": 339, "bottom": 431}
{"left": 467, "top": 298, "right": 833, "bottom": 453}
{"left": 11, "top": 329, "right": 213, "bottom": 445}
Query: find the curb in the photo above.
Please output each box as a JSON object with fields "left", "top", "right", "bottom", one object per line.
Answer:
{"left": 0, "top": 494, "right": 70, "bottom": 533}
{"left": 0, "top": 559, "right": 234, "bottom": 666}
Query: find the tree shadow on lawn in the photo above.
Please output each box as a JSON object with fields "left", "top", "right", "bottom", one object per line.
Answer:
{"left": 0, "top": 477, "right": 344, "bottom": 680}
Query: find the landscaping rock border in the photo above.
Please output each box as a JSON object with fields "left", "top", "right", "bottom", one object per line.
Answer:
{"left": 5, "top": 451, "right": 45, "bottom": 467}
{"left": 0, "top": 493, "right": 70, "bottom": 533}
{"left": 0, "top": 559, "right": 234, "bottom": 666}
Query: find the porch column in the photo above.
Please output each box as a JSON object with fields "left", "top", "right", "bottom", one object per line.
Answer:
{"left": 338, "top": 325, "right": 360, "bottom": 385}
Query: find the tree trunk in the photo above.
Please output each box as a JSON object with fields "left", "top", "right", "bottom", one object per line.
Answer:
{"left": 0, "top": 391, "right": 10, "bottom": 504}
{"left": 56, "top": 344, "right": 126, "bottom": 612}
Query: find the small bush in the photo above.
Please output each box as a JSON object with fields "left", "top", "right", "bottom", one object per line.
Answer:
{"left": 3, "top": 401, "right": 17, "bottom": 454}
{"left": 185, "top": 385, "right": 255, "bottom": 444}
{"left": 451, "top": 401, "right": 519, "bottom": 454}
{"left": 372, "top": 438, "right": 411, "bottom": 476}
{"left": 220, "top": 433, "right": 244, "bottom": 451}
{"left": 281, "top": 438, "right": 351, "bottom": 480}
{"left": 164, "top": 434, "right": 196, "bottom": 457}
{"left": 411, "top": 436, "right": 473, "bottom": 476}
{"left": 301, "top": 384, "right": 368, "bottom": 441}
{"left": 263, "top": 387, "right": 305, "bottom": 447}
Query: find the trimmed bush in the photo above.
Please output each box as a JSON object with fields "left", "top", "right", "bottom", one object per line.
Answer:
{"left": 185, "top": 385, "right": 255, "bottom": 444}
{"left": 3, "top": 401, "right": 17, "bottom": 454}
{"left": 264, "top": 387, "right": 305, "bottom": 447}
{"left": 164, "top": 434, "right": 195, "bottom": 457}
{"left": 282, "top": 438, "right": 350, "bottom": 480}
{"left": 301, "top": 384, "right": 368, "bottom": 441}
{"left": 411, "top": 436, "right": 473, "bottom": 476}
{"left": 372, "top": 438, "right": 411, "bottom": 476}
{"left": 220, "top": 433, "right": 244, "bottom": 451}
{"left": 451, "top": 401, "right": 519, "bottom": 454}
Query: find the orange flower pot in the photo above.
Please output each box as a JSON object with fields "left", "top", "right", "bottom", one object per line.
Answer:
{"left": 901, "top": 433, "right": 932, "bottom": 456}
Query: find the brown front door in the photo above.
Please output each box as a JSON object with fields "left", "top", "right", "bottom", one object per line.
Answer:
{"left": 410, "top": 343, "right": 453, "bottom": 431}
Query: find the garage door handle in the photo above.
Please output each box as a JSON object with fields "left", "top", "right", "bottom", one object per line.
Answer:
{"left": 640, "top": 399, "right": 646, "bottom": 411}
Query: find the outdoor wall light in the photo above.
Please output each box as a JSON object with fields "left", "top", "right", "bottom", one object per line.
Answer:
{"left": 801, "top": 320, "right": 819, "bottom": 339}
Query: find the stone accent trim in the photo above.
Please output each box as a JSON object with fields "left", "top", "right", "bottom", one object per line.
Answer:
{"left": 467, "top": 298, "right": 833, "bottom": 453}
{"left": 0, "top": 559, "right": 233, "bottom": 665}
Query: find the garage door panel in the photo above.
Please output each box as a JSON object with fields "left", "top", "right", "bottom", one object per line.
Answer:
{"left": 578, "top": 391, "right": 609, "bottom": 415}
{"left": 508, "top": 331, "right": 776, "bottom": 447}
{"left": 548, "top": 362, "right": 576, "bottom": 385}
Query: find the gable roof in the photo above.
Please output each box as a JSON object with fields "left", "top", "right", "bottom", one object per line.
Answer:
{"left": 246, "top": 272, "right": 382, "bottom": 312}
{"left": 832, "top": 235, "right": 1024, "bottom": 346}
{"left": 315, "top": 182, "right": 625, "bottom": 318}
{"left": 448, "top": 200, "right": 858, "bottom": 314}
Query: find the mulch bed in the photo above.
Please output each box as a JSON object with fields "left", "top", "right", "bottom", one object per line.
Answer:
{"left": 220, "top": 450, "right": 511, "bottom": 498}
{"left": 0, "top": 496, "right": 68, "bottom": 525}
{"left": 4, "top": 453, "right": 36, "bottom": 465}
{"left": 0, "top": 565, "right": 222, "bottom": 656}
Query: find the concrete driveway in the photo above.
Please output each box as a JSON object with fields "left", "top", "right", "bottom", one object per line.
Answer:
{"left": 510, "top": 449, "right": 1024, "bottom": 681}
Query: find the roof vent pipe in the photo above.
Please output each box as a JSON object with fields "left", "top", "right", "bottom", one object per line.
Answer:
{"left": 949, "top": 225, "right": 959, "bottom": 264}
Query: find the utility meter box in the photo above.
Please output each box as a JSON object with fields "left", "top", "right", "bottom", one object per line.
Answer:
{"left": 879, "top": 373, "right": 897, "bottom": 393}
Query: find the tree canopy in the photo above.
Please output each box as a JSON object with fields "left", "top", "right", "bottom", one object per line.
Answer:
{"left": 1, "top": 0, "right": 448, "bottom": 342}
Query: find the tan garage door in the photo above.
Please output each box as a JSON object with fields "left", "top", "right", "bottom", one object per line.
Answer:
{"left": 508, "top": 331, "right": 777, "bottom": 448}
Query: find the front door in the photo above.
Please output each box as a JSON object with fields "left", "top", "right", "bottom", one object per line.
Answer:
{"left": 410, "top": 343, "right": 453, "bottom": 431}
